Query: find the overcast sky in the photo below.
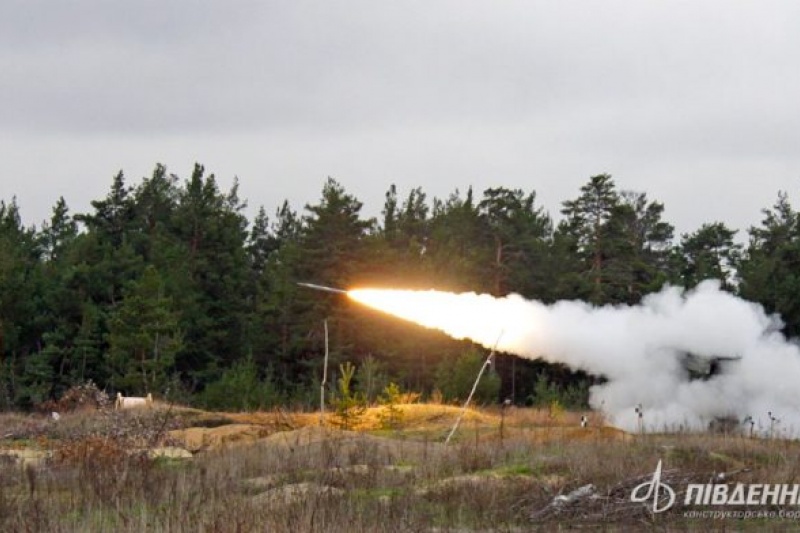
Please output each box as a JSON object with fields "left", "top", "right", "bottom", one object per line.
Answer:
{"left": 1, "top": 1, "right": 799, "bottom": 238}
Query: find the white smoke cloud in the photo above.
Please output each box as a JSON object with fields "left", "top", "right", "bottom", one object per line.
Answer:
{"left": 517, "top": 281, "right": 796, "bottom": 434}
{"left": 350, "top": 281, "right": 800, "bottom": 435}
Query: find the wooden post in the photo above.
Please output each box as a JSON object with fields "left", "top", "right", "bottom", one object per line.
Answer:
{"left": 320, "top": 319, "right": 329, "bottom": 426}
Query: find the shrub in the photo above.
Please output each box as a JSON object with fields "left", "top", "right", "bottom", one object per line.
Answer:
{"left": 377, "top": 382, "right": 405, "bottom": 430}
{"left": 36, "top": 380, "right": 111, "bottom": 413}
{"left": 434, "top": 349, "right": 500, "bottom": 404}
{"left": 199, "top": 356, "right": 280, "bottom": 411}
{"left": 330, "top": 362, "right": 366, "bottom": 430}
{"left": 528, "top": 373, "right": 590, "bottom": 410}
{"left": 354, "top": 355, "right": 389, "bottom": 404}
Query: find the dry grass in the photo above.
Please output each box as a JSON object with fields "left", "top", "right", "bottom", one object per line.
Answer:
{"left": 3, "top": 404, "right": 800, "bottom": 531}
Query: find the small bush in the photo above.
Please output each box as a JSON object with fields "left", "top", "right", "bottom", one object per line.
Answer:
{"left": 548, "top": 400, "right": 564, "bottom": 422}
{"left": 53, "top": 436, "right": 131, "bottom": 467}
{"left": 36, "top": 380, "right": 111, "bottom": 413}
{"left": 434, "top": 349, "right": 500, "bottom": 404}
{"left": 528, "top": 373, "right": 590, "bottom": 410}
{"left": 199, "top": 356, "right": 281, "bottom": 411}
{"left": 354, "top": 355, "right": 389, "bottom": 404}
{"left": 331, "top": 362, "right": 366, "bottom": 430}
{"left": 377, "top": 382, "right": 405, "bottom": 430}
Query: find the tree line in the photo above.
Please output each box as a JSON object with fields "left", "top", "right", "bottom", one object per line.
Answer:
{"left": 1, "top": 165, "right": 798, "bottom": 410}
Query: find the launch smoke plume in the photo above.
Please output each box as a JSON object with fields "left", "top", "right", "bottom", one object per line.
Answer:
{"left": 349, "top": 281, "right": 800, "bottom": 435}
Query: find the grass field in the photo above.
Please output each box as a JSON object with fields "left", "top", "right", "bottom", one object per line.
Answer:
{"left": 2, "top": 403, "right": 800, "bottom": 531}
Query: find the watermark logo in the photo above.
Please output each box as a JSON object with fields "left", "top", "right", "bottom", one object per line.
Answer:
{"left": 629, "top": 460, "right": 800, "bottom": 519}
{"left": 630, "top": 460, "right": 677, "bottom": 513}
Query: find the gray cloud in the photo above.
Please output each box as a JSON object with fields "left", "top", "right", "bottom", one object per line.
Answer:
{"left": 1, "top": 1, "right": 799, "bottom": 237}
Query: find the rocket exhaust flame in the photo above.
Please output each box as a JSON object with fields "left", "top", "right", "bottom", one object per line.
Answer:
{"left": 348, "top": 289, "right": 533, "bottom": 349}
{"left": 348, "top": 283, "right": 800, "bottom": 436}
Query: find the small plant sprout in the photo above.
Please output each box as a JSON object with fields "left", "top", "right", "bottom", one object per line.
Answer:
{"left": 331, "top": 362, "right": 366, "bottom": 430}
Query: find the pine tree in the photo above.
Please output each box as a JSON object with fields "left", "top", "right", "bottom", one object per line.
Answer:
{"left": 107, "top": 265, "right": 182, "bottom": 393}
{"left": 427, "top": 187, "right": 492, "bottom": 291}
{"left": 171, "top": 164, "right": 250, "bottom": 384}
{"left": 288, "top": 179, "right": 373, "bottom": 385}
{"left": 560, "top": 174, "right": 620, "bottom": 303}
{"left": 331, "top": 362, "right": 366, "bottom": 430}
{"left": 739, "top": 193, "right": 800, "bottom": 336}
{"left": 601, "top": 191, "right": 674, "bottom": 303}
{"left": 478, "top": 187, "right": 553, "bottom": 297}
{"left": 673, "top": 222, "right": 741, "bottom": 290}
{"left": 0, "top": 199, "right": 45, "bottom": 406}
{"left": 560, "top": 177, "right": 673, "bottom": 304}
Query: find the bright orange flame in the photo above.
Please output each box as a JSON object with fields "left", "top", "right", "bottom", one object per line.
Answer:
{"left": 348, "top": 288, "right": 533, "bottom": 350}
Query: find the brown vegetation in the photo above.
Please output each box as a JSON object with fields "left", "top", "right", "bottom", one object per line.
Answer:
{"left": 2, "top": 403, "right": 799, "bottom": 531}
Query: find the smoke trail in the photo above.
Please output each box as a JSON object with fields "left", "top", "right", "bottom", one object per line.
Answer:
{"left": 349, "top": 281, "right": 800, "bottom": 435}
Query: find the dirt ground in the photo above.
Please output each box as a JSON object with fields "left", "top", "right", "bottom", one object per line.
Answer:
{"left": 3, "top": 403, "right": 795, "bottom": 531}
{"left": 165, "top": 403, "right": 629, "bottom": 453}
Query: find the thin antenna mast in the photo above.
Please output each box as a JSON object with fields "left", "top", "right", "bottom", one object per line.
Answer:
{"left": 445, "top": 330, "right": 504, "bottom": 445}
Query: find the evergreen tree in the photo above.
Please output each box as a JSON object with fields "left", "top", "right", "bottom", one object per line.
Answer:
{"left": 294, "top": 178, "right": 373, "bottom": 374}
{"left": 72, "top": 302, "right": 105, "bottom": 384}
{"left": 391, "top": 186, "right": 430, "bottom": 254}
{"left": 354, "top": 354, "right": 389, "bottom": 404}
{"left": 601, "top": 191, "right": 674, "bottom": 303}
{"left": 739, "top": 193, "right": 800, "bottom": 337}
{"left": 5, "top": 165, "right": 791, "bottom": 411}
{"left": 382, "top": 184, "right": 400, "bottom": 240}
{"left": 299, "top": 177, "right": 373, "bottom": 286}
{"left": 427, "top": 187, "right": 492, "bottom": 291}
{"left": 251, "top": 200, "right": 307, "bottom": 386}
{"left": 434, "top": 348, "right": 500, "bottom": 404}
{"left": 130, "top": 164, "right": 181, "bottom": 264}
{"left": 107, "top": 265, "right": 182, "bottom": 393}
{"left": 371, "top": 185, "right": 430, "bottom": 288}
{"left": 560, "top": 177, "right": 673, "bottom": 304}
{"left": 74, "top": 171, "right": 143, "bottom": 307}
{"left": 560, "top": 174, "right": 620, "bottom": 303}
{"left": 171, "top": 164, "right": 250, "bottom": 385}
{"left": 672, "top": 222, "right": 741, "bottom": 290}
{"left": 40, "top": 197, "right": 78, "bottom": 262}
{"left": 478, "top": 187, "right": 553, "bottom": 297}
{"left": 331, "top": 361, "right": 366, "bottom": 430}
{"left": 200, "top": 355, "right": 280, "bottom": 411}
{"left": 247, "top": 206, "right": 278, "bottom": 277}
{"left": 25, "top": 198, "right": 83, "bottom": 401}
{"left": 0, "top": 199, "right": 44, "bottom": 407}
{"left": 76, "top": 171, "right": 136, "bottom": 249}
